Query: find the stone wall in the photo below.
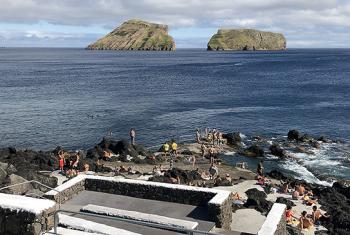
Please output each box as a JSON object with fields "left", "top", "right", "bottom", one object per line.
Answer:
{"left": 44, "top": 175, "right": 85, "bottom": 203}
{"left": 208, "top": 196, "right": 233, "bottom": 229}
{"left": 257, "top": 203, "right": 287, "bottom": 235}
{"left": 85, "top": 177, "right": 215, "bottom": 205}
{"left": 44, "top": 175, "right": 233, "bottom": 229}
{"left": 0, "top": 202, "right": 56, "bottom": 235}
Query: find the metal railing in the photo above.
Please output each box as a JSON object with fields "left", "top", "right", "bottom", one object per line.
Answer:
{"left": 54, "top": 209, "right": 223, "bottom": 235}
{"left": 0, "top": 180, "right": 62, "bottom": 209}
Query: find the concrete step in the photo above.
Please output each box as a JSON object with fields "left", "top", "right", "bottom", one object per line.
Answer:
{"left": 81, "top": 204, "right": 199, "bottom": 230}
{"left": 57, "top": 213, "right": 141, "bottom": 235}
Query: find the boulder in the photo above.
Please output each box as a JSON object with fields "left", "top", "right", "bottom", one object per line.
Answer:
{"left": 310, "top": 141, "right": 321, "bottom": 149}
{"left": 98, "top": 138, "right": 149, "bottom": 159}
{"left": 241, "top": 145, "right": 264, "bottom": 157}
{"left": 0, "top": 162, "right": 17, "bottom": 185}
{"left": 299, "top": 134, "right": 314, "bottom": 143}
{"left": 269, "top": 144, "right": 287, "bottom": 158}
{"left": 287, "top": 225, "right": 303, "bottom": 235}
{"left": 244, "top": 188, "right": 273, "bottom": 214}
{"left": 295, "top": 146, "right": 314, "bottom": 155}
{"left": 2, "top": 174, "right": 33, "bottom": 195}
{"left": 268, "top": 170, "right": 288, "bottom": 181}
{"left": 287, "top": 130, "right": 300, "bottom": 141}
{"left": 151, "top": 168, "right": 202, "bottom": 184}
{"left": 222, "top": 132, "right": 242, "bottom": 146}
{"left": 275, "top": 197, "right": 295, "bottom": 208}
{"left": 318, "top": 136, "right": 331, "bottom": 143}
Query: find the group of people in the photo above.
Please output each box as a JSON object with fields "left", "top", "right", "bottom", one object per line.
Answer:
{"left": 282, "top": 183, "right": 329, "bottom": 230}
{"left": 58, "top": 150, "right": 80, "bottom": 178}
{"left": 196, "top": 128, "right": 224, "bottom": 146}
{"left": 286, "top": 205, "right": 329, "bottom": 230}
{"left": 162, "top": 140, "right": 178, "bottom": 157}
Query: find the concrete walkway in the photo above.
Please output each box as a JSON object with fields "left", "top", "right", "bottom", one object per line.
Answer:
{"left": 61, "top": 190, "right": 215, "bottom": 235}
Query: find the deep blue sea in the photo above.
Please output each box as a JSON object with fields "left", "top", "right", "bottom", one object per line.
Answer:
{"left": 0, "top": 48, "right": 349, "bottom": 183}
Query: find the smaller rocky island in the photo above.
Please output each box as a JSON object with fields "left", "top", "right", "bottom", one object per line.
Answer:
{"left": 87, "top": 19, "right": 175, "bottom": 51}
{"left": 207, "top": 29, "right": 286, "bottom": 51}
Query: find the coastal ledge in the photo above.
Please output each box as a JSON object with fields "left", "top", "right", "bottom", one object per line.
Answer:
{"left": 44, "top": 174, "right": 233, "bottom": 229}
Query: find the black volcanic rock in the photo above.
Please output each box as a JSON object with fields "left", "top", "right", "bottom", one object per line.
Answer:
{"left": 241, "top": 145, "right": 265, "bottom": 157}
{"left": 269, "top": 144, "right": 287, "bottom": 158}
{"left": 244, "top": 188, "right": 273, "bottom": 214}
{"left": 222, "top": 132, "right": 242, "bottom": 146}
{"left": 288, "top": 130, "right": 300, "bottom": 141}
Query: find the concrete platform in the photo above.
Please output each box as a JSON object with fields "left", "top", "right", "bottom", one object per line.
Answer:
{"left": 61, "top": 190, "right": 215, "bottom": 235}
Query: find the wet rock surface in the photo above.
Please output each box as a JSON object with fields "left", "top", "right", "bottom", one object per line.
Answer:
{"left": 222, "top": 132, "right": 242, "bottom": 146}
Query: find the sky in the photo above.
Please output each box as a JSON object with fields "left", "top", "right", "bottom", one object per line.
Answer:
{"left": 0, "top": 0, "right": 349, "bottom": 48}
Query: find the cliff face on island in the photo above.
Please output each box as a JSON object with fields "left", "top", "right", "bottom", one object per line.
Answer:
{"left": 207, "top": 29, "right": 286, "bottom": 51}
{"left": 87, "top": 19, "right": 175, "bottom": 51}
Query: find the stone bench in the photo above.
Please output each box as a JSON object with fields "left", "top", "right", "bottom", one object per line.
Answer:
{"left": 81, "top": 204, "right": 199, "bottom": 230}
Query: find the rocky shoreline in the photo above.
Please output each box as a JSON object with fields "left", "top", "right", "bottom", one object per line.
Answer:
{"left": 0, "top": 129, "right": 349, "bottom": 234}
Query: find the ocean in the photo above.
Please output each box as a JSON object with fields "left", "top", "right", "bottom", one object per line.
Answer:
{"left": 0, "top": 48, "right": 349, "bottom": 183}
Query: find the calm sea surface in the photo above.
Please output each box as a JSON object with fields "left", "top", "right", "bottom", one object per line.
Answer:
{"left": 0, "top": 48, "right": 349, "bottom": 182}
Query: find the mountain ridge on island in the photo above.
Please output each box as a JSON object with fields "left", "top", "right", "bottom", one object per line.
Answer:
{"left": 87, "top": 19, "right": 176, "bottom": 51}
{"left": 207, "top": 28, "right": 286, "bottom": 51}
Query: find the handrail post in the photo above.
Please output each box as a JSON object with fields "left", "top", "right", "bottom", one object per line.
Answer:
{"left": 54, "top": 211, "right": 58, "bottom": 234}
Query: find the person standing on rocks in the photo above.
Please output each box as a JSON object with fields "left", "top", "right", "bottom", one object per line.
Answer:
{"left": 58, "top": 150, "right": 64, "bottom": 172}
{"left": 201, "top": 143, "right": 206, "bottom": 158}
{"left": 163, "top": 142, "right": 169, "bottom": 157}
{"left": 257, "top": 160, "right": 264, "bottom": 176}
{"left": 171, "top": 140, "right": 178, "bottom": 157}
{"left": 196, "top": 129, "right": 201, "bottom": 143}
{"left": 129, "top": 128, "right": 136, "bottom": 145}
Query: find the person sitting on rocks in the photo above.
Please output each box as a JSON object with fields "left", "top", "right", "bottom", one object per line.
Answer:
{"left": 299, "top": 211, "right": 313, "bottom": 230}
{"left": 303, "top": 195, "right": 318, "bottom": 206}
{"left": 119, "top": 165, "right": 128, "bottom": 173}
{"left": 127, "top": 166, "right": 136, "bottom": 174}
{"left": 292, "top": 188, "right": 300, "bottom": 200}
{"left": 282, "top": 182, "right": 290, "bottom": 194}
{"left": 306, "top": 190, "right": 314, "bottom": 196}
{"left": 188, "top": 155, "right": 196, "bottom": 167}
{"left": 214, "top": 175, "right": 222, "bottom": 185}
{"left": 209, "top": 163, "right": 218, "bottom": 179}
{"left": 169, "top": 176, "right": 180, "bottom": 184}
{"left": 225, "top": 173, "right": 232, "bottom": 183}
{"left": 102, "top": 149, "right": 116, "bottom": 161}
{"left": 312, "top": 205, "right": 329, "bottom": 225}
{"left": 297, "top": 184, "right": 306, "bottom": 196}
{"left": 285, "top": 205, "right": 298, "bottom": 224}
{"left": 152, "top": 165, "right": 163, "bottom": 176}
{"left": 200, "top": 170, "right": 210, "bottom": 181}
{"left": 83, "top": 163, "right": 90, "bottom": 172}
{"left": 257, "top": 160, "right": 264, "bottom": 176}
